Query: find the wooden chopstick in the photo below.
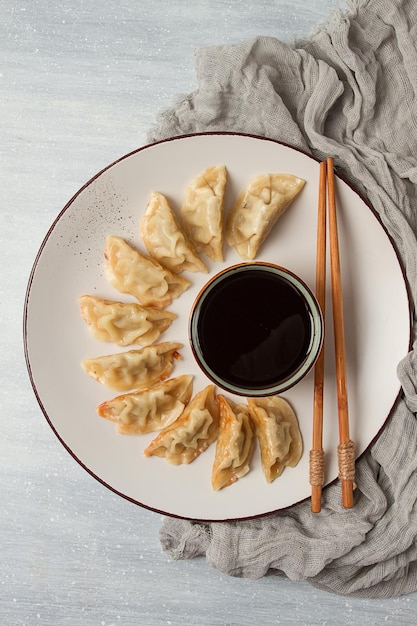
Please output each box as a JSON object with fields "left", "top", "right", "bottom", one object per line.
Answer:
{"left": 310, "top": 161, "right": 327, "bottom": 513}
{"left": 310, "top": 158, "right": 355, "bottom": 511}
{"left": 327, "top": 157, "right": 355, "bottom": 508}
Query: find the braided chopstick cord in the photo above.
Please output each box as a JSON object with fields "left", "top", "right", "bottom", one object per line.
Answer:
{"left": 338, "top": 440, "right": 355, "bottom": 482}
{"left": 309, "top": 448, "right": 325, "bottom": 487}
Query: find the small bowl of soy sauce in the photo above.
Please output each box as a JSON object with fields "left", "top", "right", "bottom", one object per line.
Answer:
{"left": 189, "top": 262, "right": 323, "bottom": 397}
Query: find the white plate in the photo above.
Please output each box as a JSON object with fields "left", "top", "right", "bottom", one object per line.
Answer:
{"left": 24, "top": 133, "right": 411, "bottom": 521}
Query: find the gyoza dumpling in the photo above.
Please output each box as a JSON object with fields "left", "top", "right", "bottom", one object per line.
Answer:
{"left": 225, "top": 173, "right": 305, "bottom": 260}
{"left": 140, "top": 192, "right": 207, "bottom": 274}
{"left": 104, "top": 235, "right": 190, "bottom": 309}
{"left": 144, "top": 385, "right": 219, "bottom": 464}
{"left": 81, "top": 342, "right": 182, "bottom": 391}
{"left": 180, "top": 165, "right": 227, "bottom": 262}
{"left": 78, "top": 295, "right": 176, "bottom": 347}
{"left": 247, "top": 396, "right": 302, "bottom": 483}
{"left": 97, "top": 375, "right": 194, "bottom": 434}
{"left": 211, "top": 395, "right": 254, "bottom": 491}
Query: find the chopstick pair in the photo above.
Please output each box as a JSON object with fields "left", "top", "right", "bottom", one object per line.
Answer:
{"left": 310, "top": 158, "right": 355, "bottom": 513}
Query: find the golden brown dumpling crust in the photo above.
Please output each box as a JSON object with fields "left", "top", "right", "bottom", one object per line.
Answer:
{"left": 143, "top": 385, "right": 219, "bottom": 464}
{"left": 104, "top": 235, "right": 190, "bottom": 309}
{"left": 181, "top": 165, "right": 227, "bottom": 262}
{"left": 97, "top": 375, "right": 193, "bottom": 434}
{"left": 247, "top": 396, "right": 303, "bottom": 483}
{"left": 81, "top": 342, "right": 182, "bottom": 391}
{"left": 141, "top": 191, "right": 207, "bottom": 274}
{"left": 78, "top": 295, "right": 176, "bottom": 347}
{"left": 225, "top": 173, "right": 305, "bottom": 260}
{"left": 211, "top": 395, "right": 254, "bottom": 491}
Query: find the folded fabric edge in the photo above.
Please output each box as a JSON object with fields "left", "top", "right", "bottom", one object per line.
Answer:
{"left": 310, "top": 560, "right": 417, "bottom": 599}
{"left": 159, "top": 518, "right": 211, "bottom": 560}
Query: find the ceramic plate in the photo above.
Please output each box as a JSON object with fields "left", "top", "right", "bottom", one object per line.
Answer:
{"left": 24, "top": 133, "right": 411, "bottom": 521}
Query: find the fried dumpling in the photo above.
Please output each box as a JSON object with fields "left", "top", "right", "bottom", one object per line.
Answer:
{"left": 104, "top": 235, "right": 190, "bottom": 309}
{"left": 180, "top": 165, "right": 227, "bottom": 262}
{"left": 78, "top": 295, "right": 176, "bottom": 347}
{"left": 140, "top": 191, "right": 207, "bottom": 274}
{"left": 97, "top": 374, "right": 194, "bottom": 434}
{"left": 225, "top": 173, "right": 305, "bottom": 260}
{"left": 247, "top": 396, "right": 302, "bottom": 483}
{"left": 81, "top": 342, "right": 182, "bottom": 391}
{"left": 144, "top": 385, "right": 219, "bottom": 464}
{"left": 211, "top": 395, "right": 254, "bottom": 491}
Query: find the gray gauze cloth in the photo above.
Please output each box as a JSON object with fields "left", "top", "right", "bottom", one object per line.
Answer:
{"left": 148, "top": 0, "right": 417, "bottom": 598}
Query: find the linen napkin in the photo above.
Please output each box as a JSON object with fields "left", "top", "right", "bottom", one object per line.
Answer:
{"left": 148, "top": 0, "right": 417, "bottom": 598}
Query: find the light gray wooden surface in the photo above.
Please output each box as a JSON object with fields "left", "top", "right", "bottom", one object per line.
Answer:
{"left": 3, "top": 1, "right": 417, "bottom": 624}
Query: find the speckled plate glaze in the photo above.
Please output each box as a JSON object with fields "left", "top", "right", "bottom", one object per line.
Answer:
{"left": 24, "top": 133, "right": 411, "bottom": 521}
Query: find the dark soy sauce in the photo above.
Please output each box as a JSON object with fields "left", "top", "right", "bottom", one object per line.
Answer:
{"left": 197, "top": 269, "right": 313, "bottom": 389}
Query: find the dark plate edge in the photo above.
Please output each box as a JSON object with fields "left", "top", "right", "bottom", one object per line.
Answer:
{"left": 23, "top": 131, "right": 413, "bottom": 523}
